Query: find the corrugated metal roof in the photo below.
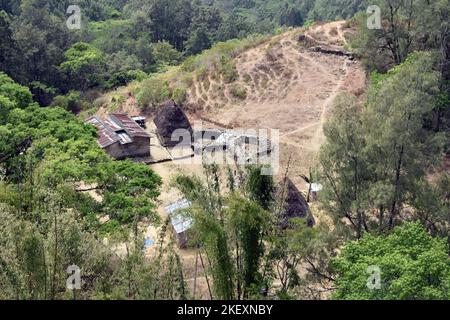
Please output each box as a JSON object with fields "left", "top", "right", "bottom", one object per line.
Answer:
{"left": 86, "top": 114, "right": 150, "bottom": 149}
{"left": 117, "top": 131, "right": 133, "bottom": 144}
{"left": 165, "top": 199, "right": 192, "bottom": 214}
{"left": 164, "top": 199, "right": 193, "bottom": 234}
{"left": 86, "top": 116, "right": 120, "bottom": 148}
{"left": 171, "top": 214, "right": 193, "bottom": 234}
{"left": 110, "top": 113, "right": 151, "bottom": 139}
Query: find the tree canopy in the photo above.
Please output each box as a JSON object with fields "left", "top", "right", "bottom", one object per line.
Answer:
{"left": 332, "top": 222, "right": 450, "bottom": 300}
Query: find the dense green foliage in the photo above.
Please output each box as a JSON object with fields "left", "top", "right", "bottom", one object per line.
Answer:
{"left": 320, "top": 52, "right": 446, "bottom": 238}
{"left": 309, "top": 0, "right": 365, "bottom": 20}
{"left": 1, "top": 0, "right": 450, "bottom": 301}
{"left": 0, "top": 0, "right": 367, "bottom": 107}
{"left": 174, "top": 165, "right": 272, "bottom": 299}
{"left": 0, "top": 73, "right": 185, "bottom": 299}
{"left": 315, "top": 1, "right": 450, "bottom": 300}
{"left": 348, "top": 0, "right": 450, "bottom": 132}
{"left": 332, "top": 222, "right": 450, "bottom": 300}
{"left": 0, "top": 72, "right": 161, "bottom": 232}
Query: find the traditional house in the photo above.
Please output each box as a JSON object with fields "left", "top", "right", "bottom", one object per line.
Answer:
{"left": 86, "top": 113, "right": 151, "bottom": 160}
{"left": 154, "top": 100, "right": 193, "bottom": 147}
{"left": 278, "top": 178, "right": 315, "bottom": 229}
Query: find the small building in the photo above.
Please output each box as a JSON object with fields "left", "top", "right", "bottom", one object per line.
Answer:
{"left": 154, "top": 100, "right": 193, "bottom": 147}
{"left": 278, "top": 178, "right": 315, "bottom": 229}
{"left": 165, "top": 199, "right": 193, "bottom": 248}
{"left": 86, "top": 113, "right": 151, "bottom": 160}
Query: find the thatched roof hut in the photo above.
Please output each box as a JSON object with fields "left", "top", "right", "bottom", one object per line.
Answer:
{"left": 278, "top": 178, "right": 315, "bottom": 228}
{"left": 153, "top": 100, "right": 193, "bottom": 147}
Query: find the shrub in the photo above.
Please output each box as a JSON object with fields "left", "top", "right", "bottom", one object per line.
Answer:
{"left": 51, "top": 91, "right": 83, "bottom": 113}
{"left": 218, "top": 55, "right": 238, "bottom": 83}
{"left": 230, "top": 84, "right": 247, "bottom": 100}
{"left": 137, "top": 78, "right": 171, "bottom": 108}
{"left": 172, "top": 87, "right": 188, "bottom": 105}
{"left": 110, "top": 94, "right": 126, "bottom": 111}
{"left": 107, "top": 70, "right": 148, "bottom": 89}
{"left": 152, "top": 41, "right": 182, "bottom": 67}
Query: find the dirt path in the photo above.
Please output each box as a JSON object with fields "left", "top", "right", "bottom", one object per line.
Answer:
{"left": 187, "top": 21, "right": 366, "bottom": 187}
{"left": 309, "top": 58, "right": 350, "bottom": 150}
{"left": 139, "top": 21, "right": 367, "bottom": 299}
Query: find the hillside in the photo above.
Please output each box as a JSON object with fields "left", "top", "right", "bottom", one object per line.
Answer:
{"left": 96, "top": 21, "right": 366, "bottom": 189}
{"left": 187, "top": 20, "right": 366, "bottom": 184}
{"left": 85, "top": 21, "right": 368, "bottom": 297}
{"left": 1, "top": 0, "right": 449, "bottom": 302}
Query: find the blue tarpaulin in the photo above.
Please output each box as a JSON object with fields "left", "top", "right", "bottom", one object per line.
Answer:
{"left": 144, "top": 238, "right": 154, "bottom": 249}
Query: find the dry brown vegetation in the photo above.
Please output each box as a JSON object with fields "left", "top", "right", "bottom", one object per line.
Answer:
{"left": 187, "top": 21, "right": 366, "bottom": 189}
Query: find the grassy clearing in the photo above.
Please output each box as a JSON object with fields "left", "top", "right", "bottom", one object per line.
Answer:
{"left": 133, "top": 34, "right": 271, "bottom": 110}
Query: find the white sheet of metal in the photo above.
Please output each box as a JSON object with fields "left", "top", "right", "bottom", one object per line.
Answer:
{"left": 171, "top": 214, "right": 193, "bottom": 234}
{"left": 165, "top": 199, "right": 193, "bottom": 234}
{"left": 165, "top": 199, "right": 191, "bottom": 214}
{"left": 311, "top": 183, "right": 323, "bottom": 192}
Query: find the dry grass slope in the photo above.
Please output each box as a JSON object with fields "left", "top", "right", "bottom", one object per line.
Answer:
{"left": 187, "top": 21, "right": 366, "bottom": 187}
{"left": 90, "top": 21, "right": 368, "bottom": 299}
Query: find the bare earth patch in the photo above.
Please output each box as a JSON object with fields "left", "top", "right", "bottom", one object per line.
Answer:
{"left": 95, "top": 21, "right": 367, "bottom": 299}
{"left": 187, "top": 21, "right": 366, "bottom": 189}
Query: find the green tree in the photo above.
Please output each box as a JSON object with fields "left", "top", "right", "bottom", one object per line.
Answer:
{"left": 332, "top": 222, "right": 450, "bottom": 300}
{"left": 0, "top": 10, "right": 15, "bottom": 72}
{"left": 99, "top": 160, "right": 162, "bottom": 237}
{"left": 349, "top": 0, "right": 449, "bottom": 72}
{"left": 185, "top": 24, "right": 212, "bottom": 55}
{"left": 308, "top": 0, "right": 365, "bottom": 21}
{"left": 59, "top": 42, "right": 107, "bottom": 91}
{"left": 0, "top": 72, "right": 33, "bottom": 123}
{"left": 0, "top": 72, "right": 33, "bottom": 109}
{"left": 0, "top": 196, "right": 114, "bottom": 300}
{"left": 245, "top": 165, "right": 275, "bottom": 211}
{"left": 364, "top": 52, "right": 444, "bottom": 230}
{"left": 127, "top": 0, "right": 193, "bottom": 50}
{"left": 320, "top": 52, "right": 445, "bottom": 237}
{"left": 174, "top": 165, "right": 271, "bottom": 299}
{"left": 225, "top": 194, "right": 269, "bottom": 299}
{"left": 265, "top": 218, "right": 319, "bottom": 298}
{"left": 320, "top": 93, "right": 369, "bottom": 239}
{"left": 151, "top": 41, "right": 182, "bottom": 68}
{"left": 50, "top": 91, "right": 83, "bottom": 113}
{"left": 9, "top": 0, "right": 78, "bottom": 103}
{"left": 278, "top": 3, "right": 304, "bottom": 27}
